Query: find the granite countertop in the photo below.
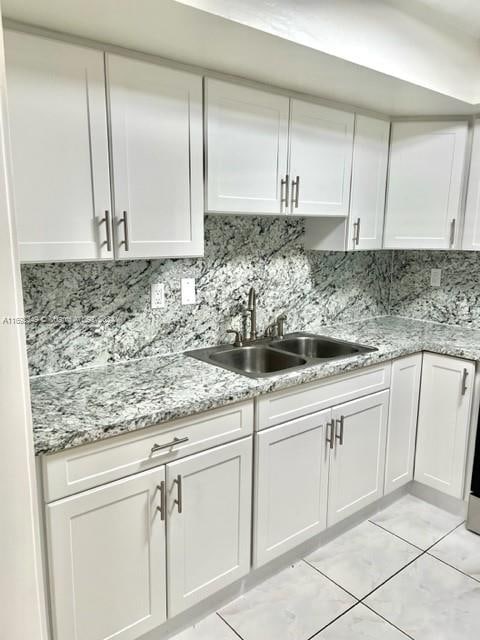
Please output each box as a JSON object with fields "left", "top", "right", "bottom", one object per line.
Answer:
{"left": 30, "top": 316, "right": 480, "bottom": 455}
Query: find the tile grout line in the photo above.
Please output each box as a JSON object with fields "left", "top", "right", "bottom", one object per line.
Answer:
{"left": 361, "top": 601, "right": 414, "bottom": 640}
{"left": 302, "top": 558, "right": 360, "bottom": 601}
{"left": 367, "top": 519, "right": 425, "bottom": 551}
{"left": 304, "top": 601, "right": 360, "bottom": 640}
{"left": 216, "top": 611, "right": 246, "bottom": 640}
{"left": 425, "top": 551, "right": 480, "bottom": 585}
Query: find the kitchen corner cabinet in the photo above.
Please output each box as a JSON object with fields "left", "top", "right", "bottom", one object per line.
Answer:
{"left": 167, "top": 438, "right": 252, "bottom": 616}
{"left": 347, "top": 115, "right": 390, "bottom": 250}
{"left": 47, "top": 467, "right": 167, "bottom": 640}
{"left": 463, "top": 118, "right": 480, "bottom": 250}
{"left": 384, "top": 120, "right": 468, "bottom": 249}
{"left": 205, "top": 78, "right": 354, "bottom": 216}
{"left": 328, "top": 390, "right": 389, "bottom": 526}
{"left": 304, "top": 114, "right": 389, "bottom": 251}
{"left": 253, "top": 410, "right": 329, "bottom": 568}
{"left": 107, "top": 54, "right": 204, "bottom": 259}
{"left": 384, "top": 354, "right": 422, "bottom": 494}
{"left": 5, "top": 30, "right": 112, "bottom": 263}
{"left": 415, "top": 353, "right": 474, "bottom": 498}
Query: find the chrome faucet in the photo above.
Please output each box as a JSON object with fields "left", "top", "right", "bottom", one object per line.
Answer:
{"left": 264, "top": 313, "right": 287, "bottom": 338}
{"left": 247, "top": 287, "right": 257, "bottom": 341}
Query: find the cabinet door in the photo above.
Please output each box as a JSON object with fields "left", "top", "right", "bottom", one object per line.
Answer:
{"left": 463, "top": 118, "right": 480, "bottom": 250}
{"left": 108, "top": 54, "right": 203, "bottom": 258}
{"left": 253, "top": 410, "right": 330, "bottom": 568}
{"left": 385, "top": 354, "right": 422, "bottom": 494}
{"left": 384, "top": 121, "right": 468, "bottom": 249}
{"left": 328, "top": 390, "right": 389, "bottom": 526}
{"left": 167, "top": 438, "right": 252, "bottom": 616}
{"left": 46, "top": 467, "right": 166, "bottom": 640}
{"left": 415, "top": 353, "right": 474, "bottom": 498}
{"left": 348, "top": 115, "right": 390, "bottom": 250}
{"left": 288, "top": 100, "right": 354, "bottom": 216}
{"left": 205, "top": 78, "right": 289, "bottom": 214}
{"left": 5, "top": 30, "right": 112, "bottom": 262}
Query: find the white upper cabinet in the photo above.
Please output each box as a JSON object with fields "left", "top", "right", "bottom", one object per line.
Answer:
{"left": 463, "top": 118, "right": 480, "bottom": 250}
{"left": 107, "top": 54, "right": 204, "bottom": 259}
{"left": 288, "top": 100, "right": 354, "bottom": 216}
{"left": 348, "top": 115, "right": 390, "bottom": 250}
{"left": 5, "top": 30, "right": 112, "bottom": 262}
{"left": 205, "top": 79, "right": 354, "bottom": 217}
{"left": 384, "top": 120, "right": 468, "bottom": 249}
{"left": 415, "top": 353, "right": 474, "bottom": 499}
{"left": 205, "top": 78, "right": 290, "bottom": 215}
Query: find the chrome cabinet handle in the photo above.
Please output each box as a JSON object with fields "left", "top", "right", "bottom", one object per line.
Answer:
{"left": 121, "top": 210, "right": 130, "bottom": 251}
{"left": 335, "top": 416, "right": 345, "bottom": 445}
{"left": 353, "top": 218, "right": 360, "bottom": 246}
{"left": 326, "top": 420, "right": 335, "bottom": 450}
{"left": 101, "top": 210, "right": 112, "bottom": 252}
{"left": 291, "top": 175, "right": 300, "bottom": 210}
{"left": 151, "top": 436, "right": 189, "bottom": 454}
{"left": 174, "top": 475, "right": 183, "bottom": 514}
{"left": 156, "top": 481, "right": 166, "bottom": 521}
{"left": 280, "top": 174, "right": 290, "bottom": 212}
{"left": 450, "top": 219, "right": 456, "bottom": 247}
{"left": 461, "top": 368, "right": 469, "bottom": 396}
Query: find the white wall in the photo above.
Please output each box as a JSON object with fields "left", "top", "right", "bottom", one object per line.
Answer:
{"left": 0, "top": 8, "right": 48, "bottom": 639}
{"left": 178, "top": 0, "right": 480, "bottom": 104}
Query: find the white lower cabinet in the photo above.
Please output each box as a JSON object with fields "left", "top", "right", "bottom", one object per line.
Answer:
{"left": 253, "top": 410, "right": 330, "bottom": 568}
{"left": 384, "top": 354, "right": 422, "bottom": 494}
{"left": 47, "top": 467, "right": 167, "bottom": 640}
{"left": 167, "top": 438, "right": 252, "bottom": 616}
{"left": 415, "top": 353, "right": 475, "bottom": 498}
{"left": 327, "top": 390, "right": 389, "bottom": 526}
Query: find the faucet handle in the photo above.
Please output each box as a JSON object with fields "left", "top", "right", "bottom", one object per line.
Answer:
{"left": 226, "top": 329, "right": 243, "bottom": 347}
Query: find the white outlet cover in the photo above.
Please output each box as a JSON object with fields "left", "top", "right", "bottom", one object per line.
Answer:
{"left": 151, "top": 283, "right": 165, "bottom": 309}
{"left": 181, "top": 278, "right": 196, "bottom": 305}
{"left": 430, "top": 268, "right": 442, "bottom": 287}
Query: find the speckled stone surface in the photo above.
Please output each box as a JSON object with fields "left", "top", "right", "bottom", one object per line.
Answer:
{"left": 21, "top": 215, "right": 391, "bottom": 376}
{"left": 31, "top": 316, "right": 480, "bottom": 455}
{"left": 390, "top": 250, "right": 480, "bottom": 326}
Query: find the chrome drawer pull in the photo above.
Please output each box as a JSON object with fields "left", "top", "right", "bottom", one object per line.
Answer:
{"left": 174, "top": 475, "right": 183, "bottom": 514}
{"left": 101, "top": 210, "right": 112, "bottom": 252}
{"left": 335, "top": 416, "right": 345, "bottom": 445}
{"left": 326, "top": 420, "right": 335, "bottom": 450}
{"left": 151, "top": 436, "right": 189, "bottom": 454}
{"left": 461, "top": 368, "right": 469, "bottom": 396}
{"left": 156, "top": 481, "right": 166, "bottom": 521}
{"left": 280, "top": 173, "right": 290, "bottom": 212}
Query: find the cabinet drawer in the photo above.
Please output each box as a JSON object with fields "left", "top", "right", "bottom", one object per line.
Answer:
{"left": 256, "top": 363, "right": 391, "bottom": 430}
{"left": 43, "top": 400, "right": 254, "bottom": 502}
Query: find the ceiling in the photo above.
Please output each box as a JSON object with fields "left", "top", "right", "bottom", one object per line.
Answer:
{"left": 2, "top": 0, "right": 479, "bottom": 116}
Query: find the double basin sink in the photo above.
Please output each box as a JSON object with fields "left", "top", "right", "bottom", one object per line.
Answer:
{"left": 187, "top": 332, "right": 377, "bottom": 378}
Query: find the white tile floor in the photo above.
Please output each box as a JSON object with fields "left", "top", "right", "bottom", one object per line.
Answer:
{"left": 173, "top": 495, "right": 480, "bottom": 640}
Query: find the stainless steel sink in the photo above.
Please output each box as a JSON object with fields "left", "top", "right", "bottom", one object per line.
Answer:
{"left": 210, "top": 344, "right": 307, "bottom": 376}
{"left": 187, "top": 332, "right": 377, "bottom": 378}
{"left": 271, "top": 333, "right": 375, "bottom": 360}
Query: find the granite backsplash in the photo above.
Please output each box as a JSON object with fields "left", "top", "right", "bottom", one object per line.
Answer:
{"left": 21, "top": 215, "right": 392, "bottom": 376}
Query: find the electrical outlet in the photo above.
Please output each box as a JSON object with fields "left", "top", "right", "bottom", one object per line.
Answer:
{"left": 430, "top": 268, "right": 442, "bottom": 287}
{"left": 151, "top": 283, "right": 165, "bottom": 309}
{"left": 181, "top": 278, "right": 196, "bottom": 305}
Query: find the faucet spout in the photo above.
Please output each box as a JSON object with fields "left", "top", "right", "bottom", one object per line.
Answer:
{"left": 247, "top": 287, "right": 257, "bottom": 341}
